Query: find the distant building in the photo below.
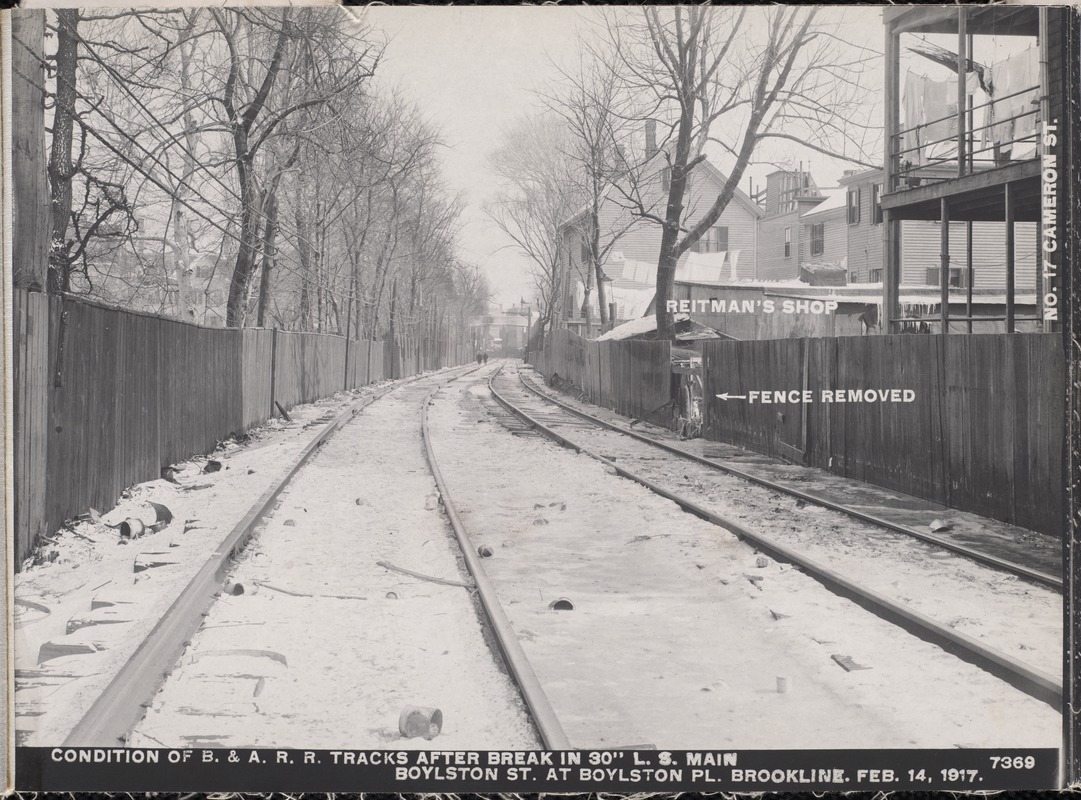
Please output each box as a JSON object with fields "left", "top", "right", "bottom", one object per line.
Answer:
{"left": 756, "top": 168, "right": 827, "bottom": 281}
{"left": 470, "top": 302, "right": 532, "bottom": 355}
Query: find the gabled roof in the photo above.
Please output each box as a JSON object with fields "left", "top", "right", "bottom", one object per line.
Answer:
{"left": 799, "top": 188, "right": 847, "bottom": 221}
{"left": 557, "top": 152, "right": 764, "bottom": 232}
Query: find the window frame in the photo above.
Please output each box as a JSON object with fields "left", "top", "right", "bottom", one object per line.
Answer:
{"left": 847, "top": 188, "right": 861, "bottom": 225}
{"left": 872, "top": 183, "right": 883, "bottom": 225}
{"left": 692, "top": 225, "right": 730, "bottom": 254}
{"left": 783, "top": 227, "right": 792, "bottom": 258}
{"left": 809, "top": 222, "right": 825, "bottom": 257}
{"left": 925, "top": 267, "right": 968, "bottom": 288}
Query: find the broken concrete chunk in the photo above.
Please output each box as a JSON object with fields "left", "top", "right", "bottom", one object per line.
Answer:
{"left": 755, "top": 556, "right": 769, "bottom": 568}
{"left": 203, "top": 460, "right": 222, "bottom": 474}
{"left": 929, "top": 518, "right": 953, "bottom": 532}
{"left": 283, "top": 520, "right": 296, "bottom": 527}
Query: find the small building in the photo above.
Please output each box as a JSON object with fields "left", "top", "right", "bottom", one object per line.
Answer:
{"left": 756, "top": 169, "right": 827, "bottom": 281}
{"left": 797, "top": 188, "right": 849, "bottom": 283}
{"left": 470, "top": 303, "right": 531, "bottom": 355}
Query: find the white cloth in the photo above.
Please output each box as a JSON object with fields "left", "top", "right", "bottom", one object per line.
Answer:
{"left": 988, "top": 47, "right": 1040, "bottom": 151}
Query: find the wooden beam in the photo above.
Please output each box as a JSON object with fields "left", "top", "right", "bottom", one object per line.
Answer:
{"left": 880, "top": 160, "right": 1041, "bottom": 210}
{"left": 883, "top": 19, "right": 901, "bottom": 333}
{"left": 966, "top": 221, "right": 974, "bottom": 333}
{"left": 940, "top": 198, "right": 950, "bottom": 332}
{"left": 957, "top": 8, "right": 968, "bottom": 178}
{"left": 1005, "top": 183, "right": 1015, "bottom": 332}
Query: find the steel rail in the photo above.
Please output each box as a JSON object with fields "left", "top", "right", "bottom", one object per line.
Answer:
{"left": 514, "top": 368, "right": 1061, "bottom": 592}
{"left": 489, "top": 367, "right": 1062, "bottom": 712}
{"left": 420, "top": 369, "right": 573, "bottom": 750}
{"left": 64, "top": 365, "right": 478, "bottom": 746}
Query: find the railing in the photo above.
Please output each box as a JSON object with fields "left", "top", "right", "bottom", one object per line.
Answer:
{"left": 890, "top": 84, "right": 1042, "bottom": 191}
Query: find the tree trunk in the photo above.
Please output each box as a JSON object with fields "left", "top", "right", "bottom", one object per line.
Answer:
{"left": 256, "top": 192, "right": 279, "bottom": 327}
{"left": 590, "top": 206, "right": 608, "bottom": 325}
{"left": 295, "top": 184, "right": 312, "bottom": 330}
{"left": 12, "top": 10, "right": 49, "bottom": 290}
{"left": 46, "top": 9, "right": 79, "bottom": 294}
{"left": 225, "top": 152, "right": 261, "bottom": 327}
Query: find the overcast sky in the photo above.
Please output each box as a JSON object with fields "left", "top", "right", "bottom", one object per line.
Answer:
{"left": 357, "top": 7, "right": 890, "bottom": 308}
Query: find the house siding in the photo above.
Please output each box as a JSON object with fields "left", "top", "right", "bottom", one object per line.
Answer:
{"left": 757, "top": 210, "right": 801, "bottom": 280}
{"left": 802, "top": 208, "right": 847, "bottom": 267}
{"left": 844, "top": 171, "right": 1038, "bottom": 290}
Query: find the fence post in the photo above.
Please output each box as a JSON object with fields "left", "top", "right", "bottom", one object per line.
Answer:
{"left": 344, "top": 338, "right": 352, "bottom": 392}
{"left": 270, "top": 327, "right": 278, "bottom": 418}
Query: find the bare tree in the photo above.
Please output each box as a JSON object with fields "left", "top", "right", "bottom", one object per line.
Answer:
{"left": 603, "top": 7, "right": 877, "bottom": 338}
{"left": 486, "top": 114, "right": 582, "bottom": 346}
{"left": 545, "top": 52, "right": 641, "bottom": 331}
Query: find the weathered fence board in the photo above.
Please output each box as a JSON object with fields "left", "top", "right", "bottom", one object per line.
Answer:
{"left": 240, "top": 329, "right": 273, "bottom": 429}
{"left": 528, "top": 329, "right": 671, "bottom": 423}
{"left": 12, "top": 289, "right": 468, "bottom": 568}
{"left": 702, "top": 333, "right": 1063, "bottom": 537}
{"left": 13, "top": 290, "right": 49, "bottom": 566}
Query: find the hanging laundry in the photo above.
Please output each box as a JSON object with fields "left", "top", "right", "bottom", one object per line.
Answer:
{"left": 902, "top": 71, "right": 926, "bottom": 166}
{"left": 902, "top": 71, "right": 982, "bottom": 170}
{"left": 988, "top": 46, "right": 1040, "bottom": 153}
{"left": 921, "top": 76, "right": 959, "bottom": 160}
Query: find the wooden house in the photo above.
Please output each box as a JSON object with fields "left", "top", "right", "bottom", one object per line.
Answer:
{"left": 880, "top": 6, "right": 1071, "bottom": 333}
{"left": 559, "top": 153, "right": 762, "bottom": 333}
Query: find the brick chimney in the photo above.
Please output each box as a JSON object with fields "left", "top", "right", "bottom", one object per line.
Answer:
{"left": 645, "top": 120, "right": 657, "bottom": 160}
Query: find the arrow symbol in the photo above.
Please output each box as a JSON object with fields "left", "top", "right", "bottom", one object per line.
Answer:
{"left": 715, "top": 393, "right": 748, "bottom": 401}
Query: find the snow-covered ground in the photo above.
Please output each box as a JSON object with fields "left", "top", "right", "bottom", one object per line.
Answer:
{"left": 510, "top": 365, "right": 1062, "bottom": 678}
{"left": 424, "top": 367, "right": 1059, "bottom": 749}
{"left": 14, "top": 358, "right": 1060, "bottom": 753}
{"left": 129, "top": 366, "right": 537, "bottom": 749}
{"left": 14, "top": 368, "right": 526, "bottom": 747}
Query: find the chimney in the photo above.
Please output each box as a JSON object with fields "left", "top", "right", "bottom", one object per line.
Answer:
{"left": 645, "top": 120, "right": 657, "bottom": 159}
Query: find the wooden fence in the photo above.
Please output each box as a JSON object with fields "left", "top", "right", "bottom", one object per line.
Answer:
{"left": 702, "top": 333, "right": 1065, "bottom": 537}
{"left": 12, "top": 290, "right": 470, "bottom": 568}
{"left": 528, "top": 328, "right": 672, "bottom": 421}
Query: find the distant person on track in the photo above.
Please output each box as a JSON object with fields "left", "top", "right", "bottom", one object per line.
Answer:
{"left": 476, "top": 352, "right": 482, "bottom": 364}
{"left": 483, "top": 352, "right": 489, "bottom": 364}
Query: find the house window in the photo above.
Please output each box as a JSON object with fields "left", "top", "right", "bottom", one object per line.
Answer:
{"left": 809, "top": 223, "right": 824, "bottom": 257}
{"left": 869, "top": 268, "right": 883, "bottom": 283}
{"left": 926, "top": 267, "right": 968, "bottom": 288}
{"left": 847, "top": 188, "right": 861, "bottom": 224}
{"left": 661, "top": 166, "right": 671, "bottom": 192}
{"left": 872, "top": 184, "right": 883, "bottom": 225}
{"left": 580, "top": 236, "right": 590, "bottom": 264}
{"left": 784, "top": 227, "right": 791, "bottom": 258}
{"left": 693, "top": 226, "right": 729, "bottom": 253}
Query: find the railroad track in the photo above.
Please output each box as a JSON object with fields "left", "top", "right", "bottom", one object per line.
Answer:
{"left": 43, "top": 358, "right": 1061, "bottom": 751}
{"left": 515, "top": 368, "right": 1060, "bottom": 592}
{"left": 487, "top": 363, "right": 1062, "bottom": 713}
{"left": 60, "top": 364, "right": 485, "bottom": 747}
